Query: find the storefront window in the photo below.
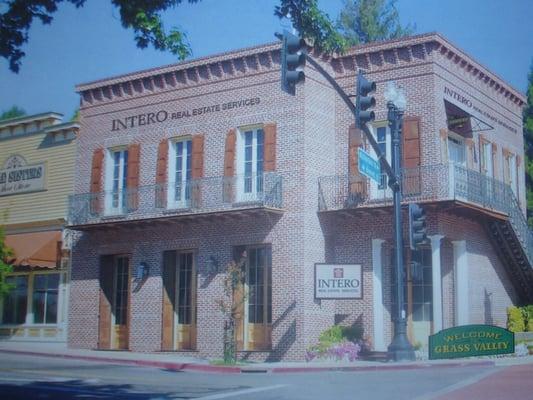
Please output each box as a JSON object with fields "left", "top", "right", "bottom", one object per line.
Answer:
{"left": 247, "top": 246, "right": 272, "bottom": 324}
{"left": 2, "top": 275, "right": 28, "bottom": 324}
{"left": 32, "top": 274, "right": 60, "bottom": 324}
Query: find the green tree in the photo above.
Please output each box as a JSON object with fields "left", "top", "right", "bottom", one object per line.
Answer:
{"left": 71, "top": 108, "right": 80, "bottom": 122}
{"left": 336, "top": 0, "right": 414, "bottom": 45}
{"left": 524, "top": 61, "right": 533, "bottom": 226}
{"left": 0, "top": 106, "right": 26, "bottom": 121}
{"left": 0, "top": 223, "right": 14, "bottom": 297}
{"left": 1, "top": 0, "right": 346, "bottom": 73}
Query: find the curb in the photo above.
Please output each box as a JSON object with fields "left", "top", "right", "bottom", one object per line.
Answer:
{"left": 0, "top": 348, "right": 496, "bottom": 374}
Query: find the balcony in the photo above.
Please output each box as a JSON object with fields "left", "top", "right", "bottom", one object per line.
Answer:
{"left": 68, "top": 173, "right": 283, "bottom": 228}
{"left": 318, "top": 163, "right": 533, "bottom": 271}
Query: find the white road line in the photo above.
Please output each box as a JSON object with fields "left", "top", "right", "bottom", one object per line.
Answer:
{"left": 412, "top": 367, "right": 501, "bottom": 400}
{"left": 195, "top": 384, "right": 289, "bottom": 400}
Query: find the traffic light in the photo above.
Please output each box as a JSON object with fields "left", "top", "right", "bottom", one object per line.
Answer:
{"left": 355, "top": 70, "right": 376, "bottom": 127}
{"left": 409, "top": 203, "right": 427, "bottom": 250}
{"left": 281, "top": 30, "right": 306, "bottom": 95}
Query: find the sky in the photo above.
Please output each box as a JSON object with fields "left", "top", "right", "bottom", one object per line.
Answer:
{"left": 0, "top": 0, "right": 532, "bottom": 120}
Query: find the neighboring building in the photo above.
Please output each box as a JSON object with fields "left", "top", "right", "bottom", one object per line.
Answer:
{"left": 68, "top": 32, "right": 530, "bottom": 360}
{"left": 0, "top": 113, "right": 78, "bottom": 343}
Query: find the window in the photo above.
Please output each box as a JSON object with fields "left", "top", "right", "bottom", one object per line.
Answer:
{"left": 176, "top": 252, "right": 194, "bottom": 325}
{"left": 411, "top": 249, "right": 433, "bottom": 322}
{"left": 504, "top": 151, "right": 518, "bottom": 197}
{"left": 447, "top": 134, "right": 466, "bottom": 166}
{"left": 246, "top": 246, "right": 272, "bottom": 325}
{"left": 113, "top": 256, "right": 129, "bottom": 326}
{"left": 237, "top": 127, "right": 264, "bottom": 201}
{"left": 2, "top": 276, "right": 28, "bottom": 324}
{"left": 105, "top": 148, "right": 128, "bottom": 214}
{"left": 368, "top": 123, "right": 390, "bottom": 193}
{"left": 168, "top": 138, "right": 192, "bottom": 208}
{"left": 480, "top": 140, "right": 493, "bottom": 178}
{"left": 33, "top": 274, "right": 59, "bottom": 324}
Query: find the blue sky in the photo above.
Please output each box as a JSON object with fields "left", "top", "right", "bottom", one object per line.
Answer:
{"left": 0, "top": 0, "right": 532, "bottom": 119}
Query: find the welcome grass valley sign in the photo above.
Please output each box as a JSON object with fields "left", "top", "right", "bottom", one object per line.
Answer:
{"left": 429, "top": 325, "right": 514, "bottom": 360}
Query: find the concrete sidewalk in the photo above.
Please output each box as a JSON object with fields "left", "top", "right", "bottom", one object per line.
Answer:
{"left": 0, "top": 341, "right": 531, "bottom": 374}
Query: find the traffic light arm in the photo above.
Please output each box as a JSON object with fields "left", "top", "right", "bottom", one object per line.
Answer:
{"left": 304, "top": 55, "right": 396, "bottom": 187}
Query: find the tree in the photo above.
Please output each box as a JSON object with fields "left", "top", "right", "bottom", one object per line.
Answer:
{"left": 2, "top": 0, "right": 347, "bottom": 73}
{"left": 0, "top": 220, "right": 14, "bottom": 297}
{"left": 524, "top": 61, "right": 533, "bottom": 226}
{"left": 71, "top": 108, "right": 80, "bottom": 122}
{"left": 0, "top": 106, "right": 26, "bottom": 121}
{"left": 336, "top": 0, "right": 414, "bottom": 45}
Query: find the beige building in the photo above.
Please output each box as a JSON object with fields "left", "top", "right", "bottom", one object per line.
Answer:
{"left": 0, "top": 112, "right": 78, "bottom": 342}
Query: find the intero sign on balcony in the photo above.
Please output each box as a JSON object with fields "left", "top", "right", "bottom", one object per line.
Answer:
{"left": 314, "top": 264, "right": 362, "bottom": 299}
{"left": 429, "top": 325, "right": 514, "bottom": 360}
{"left": 0, "top": 155, "right": 45, "bottom": 196}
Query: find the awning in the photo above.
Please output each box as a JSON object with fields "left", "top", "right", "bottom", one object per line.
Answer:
{"left": 5, "top": 231, "right": 61, "bottom": 269}
{"left": 445, "top": 100, "right": 494, "bottom": 137}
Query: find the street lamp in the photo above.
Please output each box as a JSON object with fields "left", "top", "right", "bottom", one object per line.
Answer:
{"left": 385, "top": 81, "right": 415, "bottom": 361}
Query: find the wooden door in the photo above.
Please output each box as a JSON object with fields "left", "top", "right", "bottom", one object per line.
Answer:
{"left": 112, "top": 256, "right": 130, "bottom": 350}
{"left": 98, "top": 255, "right": 114, "bottom": 349}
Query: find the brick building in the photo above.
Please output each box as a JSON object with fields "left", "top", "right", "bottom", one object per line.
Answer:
{"left": 68, "top": 33, "right": 531, "bottom": 360}
{"left": 0, "top": 112, "right": 78, "bottom": 343}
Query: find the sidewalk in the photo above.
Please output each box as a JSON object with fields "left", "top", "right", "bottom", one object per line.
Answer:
{"left": 0, "top": 341, "right": 531, "bottom": 374}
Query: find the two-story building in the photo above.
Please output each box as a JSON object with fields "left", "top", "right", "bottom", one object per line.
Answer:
{"left": 68, "top": 32, "right": 531, "bottom": 360}
{"left": 0, "top": 112, "right": 78, "bottom": 343}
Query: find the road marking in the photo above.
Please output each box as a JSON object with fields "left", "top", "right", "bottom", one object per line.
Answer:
{"left": 195, "top": 384, "right": 289, "bottom": 399}
{"left": 412, "top": 367, "right": 501, "bottom": 400}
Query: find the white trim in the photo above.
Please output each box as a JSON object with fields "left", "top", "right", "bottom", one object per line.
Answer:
{"left": 167, "top": 137, "right": 192, "bottom": 209}
{"left": 452, "top": 240, "right": 468, "bottom": 326}
{"left": 104, "top": 148, "right": 128, "bottom": 215}
{"left": 429, "top": 235, "right": 444, "bottom": 332}
{"left": 236, "top": 126, "right": 264, "bottom": 202}
{"left": 372, "top": 239, "right": 386, "bottom": 351}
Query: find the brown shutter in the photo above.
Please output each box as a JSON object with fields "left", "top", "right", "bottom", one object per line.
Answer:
{"left": 439, "top": 128, "right": 448, "bottom": 163}
{"left": 263, "top": 123, "right": 276, "bottom": 172}
{"left": 466, "top": 139, "right": 475, "bottom": 169}
{"left": 161, "top": 250, "right": 176, "bottom": 351}
{"left": 348, "top": 124, "right": 366, "bottom": 200}
{"left": 191, "top": 135, "right": 205, "bottom": 208}
{"left": 223, "top": 129, "right": 236, "bottom": 203}
{"left": 479, "top": 134, "right": 486, "bottom": 173}
{"left": 98, "top": 255, "right": 114, "bottom": 350}
{"left": 402, "top": 117, "right": 421, "bottom": 194}
{"left": 90, "top": 148, "right": 104, "bottom": 214}
{"left": 233, "top": 246, "right": 246, "bottom": 351}
{"left": 491, "top": 142, "right": 498, "bottom": 180}
{"left": 126, "top": 144, "right": 140, "bottom": 210}
{"left": 155, "top": 139, "right": 168, "bottom": 208}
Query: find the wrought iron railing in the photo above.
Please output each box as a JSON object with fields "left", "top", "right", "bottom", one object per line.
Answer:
{"left": 68, "top": 173, "right": 282, "bottom": 226}
{"left": 318, "top": 163, "right": 533, "bottom": 266}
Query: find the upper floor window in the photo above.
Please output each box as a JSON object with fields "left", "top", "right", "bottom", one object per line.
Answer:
{"left": 504, "top": 151, "right": 518, "bottom": 197}
{"left": 447, "top": 133, "right": 466, "bottom": 166}
{"left": 236, "top": 127, "right": 264, "bottom": 201}
{"left": 105, "top": 148, "right": 128, "bottom": 215}
{"left": 480, "top": 139, "right": 494, "bottom": 178}
{"left": 168, "top": 138, "right": 192, "bottom": 209}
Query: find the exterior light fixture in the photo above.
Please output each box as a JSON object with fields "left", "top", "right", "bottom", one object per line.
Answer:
{"left": 135, "top": 262, "right": 149, "bottom": 280}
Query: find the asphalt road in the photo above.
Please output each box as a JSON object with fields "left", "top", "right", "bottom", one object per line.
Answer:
{"left": 0, "top": 353, "right": 531, "bottom": 399}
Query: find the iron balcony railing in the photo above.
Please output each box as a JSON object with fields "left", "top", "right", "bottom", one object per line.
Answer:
{"left": 68, "top": 172, "right": 282, "bottom": 226}
{"left": 318, "top": 163, "right": 533, "bottom": 266}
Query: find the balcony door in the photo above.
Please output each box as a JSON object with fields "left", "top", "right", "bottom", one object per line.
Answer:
{"left": 236, "top": 128, "right": 264, "bottom": 202}
{"left": 104, "top": 149, "right": 128, "bottom": 215}
{"left": 167, "top": 139, "right": 192, "bottom": 209}
{"left": 369, "top": 124, "right": 391, "bottom": 201}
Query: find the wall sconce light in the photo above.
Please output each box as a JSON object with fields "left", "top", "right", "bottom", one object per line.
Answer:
{"left": 135, "top": 261, "right": 149, "bottom": 280}
{"left": 208, "top": 256, "right": 219, "bottom": 274}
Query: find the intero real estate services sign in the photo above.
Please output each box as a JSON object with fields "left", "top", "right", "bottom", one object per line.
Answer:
{"left": 429, "top": 325, "right": 514, "bottom": 360}
{"left": 314, "top": 264, "right": 362, "bottom": 300}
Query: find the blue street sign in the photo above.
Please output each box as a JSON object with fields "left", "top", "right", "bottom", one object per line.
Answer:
{"left": 358, "top": 148, "right": 381, "bottom": 183}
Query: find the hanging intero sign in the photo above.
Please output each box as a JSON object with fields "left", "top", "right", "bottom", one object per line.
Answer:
{"left": 314, "top": 264, "right": 362, "bottom": 299}
{"left": 429, "top": 325, "right": 514, "bottom": 360}
{"left": 0, "top": 155, "right": 46, "bottom": 196}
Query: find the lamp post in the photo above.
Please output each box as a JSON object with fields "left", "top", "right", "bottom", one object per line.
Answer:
{"left": 385, "top": 82, "right": 415, "bottom": 361}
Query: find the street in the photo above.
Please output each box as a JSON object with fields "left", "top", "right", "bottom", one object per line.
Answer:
{"left": 1, "top": 354, "right": 532, "bottom": 399}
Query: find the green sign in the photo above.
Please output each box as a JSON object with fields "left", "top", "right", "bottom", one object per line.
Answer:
{"left": 429, "top": 325, "right": 514, "bottom": 360}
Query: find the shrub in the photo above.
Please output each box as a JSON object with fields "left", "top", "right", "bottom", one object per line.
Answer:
{"left": 522, "top": 305, "right": 533, "bottom": 332}
{"left": 507, "top": 306, "right": 526, "bottom": 333}
{"left": 306, "top": 325, "right": 363, "bottom": 362}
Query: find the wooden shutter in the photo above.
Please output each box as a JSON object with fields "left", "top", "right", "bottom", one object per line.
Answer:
{"left": 233, "top": 246, "right": 246, "bottom": 351}
{"left": 263, "top": 123, "right": 276, "bottom": 172}
{"left": 402, "top": 117, "right": 421, "bottom": 194}
{"left": 348, "top": 124, "right": 367, "bottom": 199}
{"left": 466, "top": 139, "right": 475, "bottom": 169}
{"left": 161, "top": 250, "right": 176, "bottom": 351}
{"left": 191, "top": 135, "right": 205, "bottom": 208}
{"left": 155, "top": 139, "right": 168, "bottom": 208}
{"left": 223, "top": 129, "right": 236, "bottom": 203}
{"left": 439, "top": 128, "right": 448, "bottom": 163}
{"left": 90, "top": 148, "right": 104, "bottom": 214}
{"left": 479, "top": 134, "right": 486, "bottom": 173}
{"left": 491, "top": 142, "right": 498, "bottom": 180}
{"left": 126, "top": 144, "right": 140, "bottom": 210}
{"left": 98, "top": 255, "right": 114, "bottom": 350}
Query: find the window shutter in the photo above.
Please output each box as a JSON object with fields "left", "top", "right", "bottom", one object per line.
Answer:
{"left": 191, "top": 135, "right": 205, "bottom": 208}
{"left": 348, "top": 124, "right": 366, "bottom": 199}
{"left": 491, "top": 142, "right": 498, "bottom": 180}
{"left": 466, "top": 139, "right": 475, "bottom": 169}
{"left": 127, "top": 144, "right": 140, "bottom": 210}
{"left": 161, "top": 250, "right": 176, "bottom": 351}
{"left": 98, "top": 255, "right": 114, "bottom": 350}
{"left": 155, "top": 139, "right": 168, "bottom": 208}
{"left": 479, "top": 134, "right": 486, "bottom": 173}
{"left": 439, "top": 128, "right": 448, "bottom": 163}
{"left": 263, "top": 123, "right": 276, "bottom": 172}
{"left": 402, "top": 116, "right": 421, "bottom": 193}
{"left": 223, "top": 129, "right": 236, "bottom": 202}
{"left": 90, "top": 148, "right": 104, "bottom": 214}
